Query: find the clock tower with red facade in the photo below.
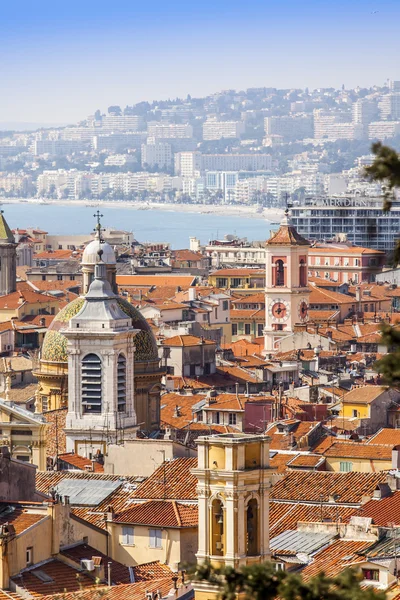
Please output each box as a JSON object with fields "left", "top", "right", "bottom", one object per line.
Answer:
{"left": 264, "top": 208, "right": 310, "bottom": 353}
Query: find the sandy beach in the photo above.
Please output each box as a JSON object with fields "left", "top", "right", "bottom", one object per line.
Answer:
{"left": 2, "top": 198, "right": 283, "bottom": 222}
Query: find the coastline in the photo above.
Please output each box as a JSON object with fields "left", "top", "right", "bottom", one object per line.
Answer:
{"left": 1, "top": 198, "right": 283, "bottom": 222}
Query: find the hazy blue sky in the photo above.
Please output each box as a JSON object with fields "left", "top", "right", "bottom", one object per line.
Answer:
{"left": 1, "top": 0, "right": 399, "bottom": 124}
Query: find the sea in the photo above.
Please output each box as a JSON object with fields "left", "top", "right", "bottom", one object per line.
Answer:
{"left": 2, "top": 203, "right": 272, "bottom": 248}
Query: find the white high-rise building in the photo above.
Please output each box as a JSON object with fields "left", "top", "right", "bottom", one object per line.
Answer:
{"left": 174, "top": 152, "right": 202, "bottom": 177}
{"left": 378, "top": 94, "right": 400, "bottom": 120}
{"left": 264, "top": 115, "right": 313, "bottom": 140}
{"left": 352, "top": 99, "right": 378, "bottom": 125}
{"left": 368, "top": 121, "right": 400, "bottom": 139}
{"left": 141, "top": 142, "right": 172, "bottom": 168}
{"left": 147, "top": 123, "right": 193, "bottom": 139}
{"left": 202, "top": 119, "right": 245, "bottom": 140}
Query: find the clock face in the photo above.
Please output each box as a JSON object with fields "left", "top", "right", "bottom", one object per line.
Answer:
{"left": 269, "top": 299, "right": 290, "bottom": 321}
{"left": 298, "top": 300, "right": 308, "bottom": 321}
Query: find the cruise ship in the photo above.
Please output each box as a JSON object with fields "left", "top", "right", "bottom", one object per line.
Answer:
{"left": 290, "top": 196, "right": 400, "bottom": 253}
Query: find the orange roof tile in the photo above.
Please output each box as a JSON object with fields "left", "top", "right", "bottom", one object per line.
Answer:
{"left": 58, "top": 453, "right": 104, "bottom": 473}
{"left": 161, "top": 335, "right": 215, "bottom": 347}
{"left": 323, "top": 442, "right": 393, "bottom": 460}
{"left": 116, "top": 275, "right": 195, "bottom": 287}
{"left": 309, "top": 286, "right": 355, "bottom": 306}
{"left": 114, "top": 500, "right": 198, "bottom": 528}
{"left": 287, "top": 454, "right": 325, "bottom": 468}
{"left": 12, "top": 559, "right": 98, "bottom": 597}
{"left": 343, "top": 385, "right": 389, "bottom": 404}
{"left": 301, "top": 539, "right": 373, "bottom": 579}
{"left": 357, "top": 491, "right": 400, "bottom": 526}
{"left": 269, "top": 502, "right": 357, "bottom": 538}
{"left": 210, "top": 268, "right": 265, "bottom": 277}
{"left": 266, "top": 223, "right": 309, "bottom": 246}
{"left": 133, "top": 457, "right": 197, "bottom": 501}
{"left": 271, "top": 470, "right": 387, "bottom": 504}
{"left": 0, "top": 504, "right": 46, "bottom": 535}
{"left": 34, "top": 250, "right": 76, "bottom": 260}
{"left": 368, "top": 428, "right": 400, "bottom": 445}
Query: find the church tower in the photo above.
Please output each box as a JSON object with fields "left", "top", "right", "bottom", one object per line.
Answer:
{"left": 0, "top": 212, "right": 17, "bottom": 296}
{"left": 264, "top": 208, "right": 310, "bottom": 354}
{"left": 63, "top": 253, "right": 138, "bottom": 456}
{"left": 192, "top": 434, "right": 276, "bottom": 598}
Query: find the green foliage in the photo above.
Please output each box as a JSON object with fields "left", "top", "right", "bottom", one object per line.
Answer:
{"left": 193, "top": 563, "right": 386, "bottom": 600}
{"left": 365, "top": 142, "right": 400, "bottom": 211}
{"left": 374, "top": 323, "right": 400, "bottom": 386}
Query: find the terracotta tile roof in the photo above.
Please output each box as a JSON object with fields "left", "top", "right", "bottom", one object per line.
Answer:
{"left": 269, "top": 502, "right": 356, "bottom": 538}
{"left": 309, "top": 286, "right": 355, "bottom": 306}
{"left": 357, "top": 491, "right": 400, "bottom": 526}
{"left": 210, "top": 268, "right": 265, "bottom": 277}
{"left": 230, "top": 308, "right": 264, "bottom": 320}
{"left": 223, "top": 338, "right": 264, "bottom": 357}
{"left": 60, "top": 543, "right": 131, "bottom": 585}
{"left": 133, "top": 457, "right": 198, "bottom": 501}
{"left": 19, "top": 314, "right": 55, "bottom": 327}
{"left": 301, "top": 540, "right": 373, "bottom": 579}
{"left": 310, "top": 245, "right": 384, "bottom": 255}
{"left": 312, "top": 436, "right": 343, "bottom": 454}
{"left": 343, "top": 385, "right": 389, "bottom": 404}
{"left": 231, "top": 293, "right": 265, "bottom": 305}
{"left": 7, "top": 382, "right": 37, "bottom": 404}
{"left": 266, "top": 223, "right": 309, "bottom": 246}
{"left": 12, "top": 558, "right": 98, "bottom": 597}
{"left": 34, "top": 250, "right": 79, "bottom": 260}
{"left": 129, "top": 561, "right": 174, "bottom": 582}
{"left": 58, "top": 453, "right": 104, "bottom": 473}
{"left": 161, "top": 335, "right": 215, "bottom": 347}
{"left": 172, "top": 249, "right": 203, "bottom": 261}
{"left": 116, "top": 275, "right": 195, "bottom": 287}
{"left": 308, "top": 309, "right": 340, "bottom": 321}
{"left": 43, "top": 408, "right": 67, "bottom": 457}
{"left": 269, "top": 452, "right": 294, "bottom": 473}
{"left": 0, "top": 289, "right": 62, "bottom": 310}
{"left": 40, "top": 578, "right": 190, "bottom": 600}
{"left": 267, "top": 421, "right": 322, "bottom": 451}
{"left": 287, "top": 454, "right": 325, "bottom": 468}
{"left": 114, "top": 500, "right": 198, "bottom": 528}
{"left": 368, "top": 428, "right": 400, "bottom": 445}
{"left": 0, "top": 504, "right": 46, "bottom": 534}
{"left": 271, "top": 470, "right": 387, "bottom": 504}
{"left": 323, "top": 442, "right": 394, "bottom": 460}
{"left": 28, "top": 280, "right": 81, "bottom": 294}
{"left": 216, "top": 365, "right": 259, "bottom": 383}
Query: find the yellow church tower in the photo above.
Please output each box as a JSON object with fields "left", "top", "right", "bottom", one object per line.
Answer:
{"left": 192, "top": 433, "right": 276, "bottom": 599}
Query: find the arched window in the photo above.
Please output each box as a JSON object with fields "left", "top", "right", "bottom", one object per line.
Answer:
{"left": 299, "top": 259, "right": 307, "bottom": 287}
{"left": 275, "top": 260, "right": 285, "bottom": 286}
{"left": 246, "top": 499, "right": 259, "bottom": 556}
{"left": 117, "top": 353, "right": 126, "bottom": 412}
{"left": 211, "top": 499, "right": 224, "bottom": 556}
{"left": 82, "top": 354, "right": 102, "bottom": 413}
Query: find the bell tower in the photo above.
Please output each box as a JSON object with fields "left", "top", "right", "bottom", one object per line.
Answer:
{"left": 192, "top": 433, "right": 276, "bottom": 599}
{"left": 0, "top": 211, "right": 17, "bottom": 296}
{"left": 264, "top": 208, "right": 310, "bottom": 354}
{"left": 64, "top": 252, "right": 139, "bottom": 455}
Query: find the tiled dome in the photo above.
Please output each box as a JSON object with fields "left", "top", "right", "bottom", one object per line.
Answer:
{"left": 41, "top": 296, "right": 158, "bottom": 363}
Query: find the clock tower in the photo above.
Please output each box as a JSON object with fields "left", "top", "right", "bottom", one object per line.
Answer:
{"left": 264, "top": 207, "right": 310, "bottom": 354}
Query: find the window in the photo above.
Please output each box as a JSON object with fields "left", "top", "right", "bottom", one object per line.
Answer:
{"left": 215, "top": 411, "right": 220, "bottom": 424}
{"left": 244, "top": 324, "right": 251, "bottom": 335}
{"left": 42, "top": 396, "right": 48, "bottom": 411}
{"left": 222, "top": 300, "right": 229, "bottom": 311}
{"left": 362, "top": 569, "right": 379, "bottom": 581}
{"left": 26, "top": 547, "right": 33, "bottom": 566}
{"left": 257, "top": 323, "right": 264, "bottom": 336}
{"left": 232, "top": 323, "right": 238, "bottom": 336}
{"left": 57, "top": 275, "right": 63, "bottom": 281}
{"left": 299, "top": 259, "right": 307, "bottom": 287}
{"left": 203, "top": 314, "right": 208, "bottom": 321}
{"left": 149, "top": 529, "right": 162, "bottom": 548}
{"left": 275, "top": 563, "right": 284, "bottom": 572}
{"left": 352, "top": 409, "right": 358, "bottom": 418}
{"left": 340, "top": 461, "right": 353, "bottom": 472}
{"left": 117, "top": 354, "right": 126, "bottom": 412}
{"left": 121, "top": 526, "right": 134, "bottom": 545}
{"left": 41, "top": 275, "right": 46, "bottom": 281}
{"left": 229, "top": 413, "right": 237, "bottom": 425}
{"left": 70, "top": 275, "right": 75, "bottom": 281}
{"left": 364, "top": 304, "right": 368, "bottom": 312}
{"left": 355, "top": 259, "right": 360, "bottom": 266}
{"left": 81, "top": 354, "right": 102, "bottom": 413}
{"left": 275, "top": 260, "right": 285, "bottom": 286}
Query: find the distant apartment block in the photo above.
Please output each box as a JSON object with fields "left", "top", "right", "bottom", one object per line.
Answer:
{"left": 92, "top": 133, "right": 147, "bottom": 152}
{"left": 264, "top": 115, "right": 313, "bottom": 140}
{"left": 141, "top": 142, "right": 172, "bottom": 168}
{"left": 174, "top": 152, "right": 202, "bottom": 177}
{"left": 314, "top": 109, "right": 363, "bottom": 139}
{"left": 100, "top": 114, "right": 145, "bottom": 131}
{"left": 368, "top": 121, "right": 400, "bottom": 139}
{"left": 201, "top": 154, "right": 272, "bottom": 171}
{"left": 202, "top": 119, "right": 245, "bottom": 140}
{"left": 352, "top": 99, "right": 378, "bottom": 125}
{"left": 378, "top": 93, "right": 400, "bottom": 120}
{"left": 147, "top": 123, "right": 193, "bottom": 139}
{"left": 32, "top": 140, "right": 87, "bottom": 156}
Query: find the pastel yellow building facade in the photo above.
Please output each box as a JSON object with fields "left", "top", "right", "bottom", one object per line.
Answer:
{"left": 192, "top": 433, "right": 276, "bottom": 600}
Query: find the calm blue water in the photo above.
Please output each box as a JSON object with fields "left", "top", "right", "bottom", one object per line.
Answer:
{"left": 2, "top": 203, "right": 272, "bottom": 248}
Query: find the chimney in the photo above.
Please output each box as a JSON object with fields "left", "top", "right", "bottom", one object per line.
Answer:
{"left": 392, "top": 445, "right": 400, "bottom": 471}
{"left": 173, "top": 405, "right": 181, "bottom": 418}
{"left": 188, "top": 287, "right": 196, "bottom": 301}
{"left": 40, "top": 317, "right": 46, "bottom": 327}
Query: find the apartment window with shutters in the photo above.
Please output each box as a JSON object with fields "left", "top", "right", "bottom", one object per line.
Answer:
{"left": 149, "top": 529, "right": 162, "bottom": 548}
{"left": 26, "top": 547, "right": 33, "bottom": 566}
{"left": 232, "top": 323, "right": 238, "bottom": 336}
{"left": 339, "top": 461, "right": 353, "bottom": 472}
{"left": 121, "top": 526, "right": 134, "bottom": 545}
{"left": 229, "top": 413, "right": 237, "bottom": 425}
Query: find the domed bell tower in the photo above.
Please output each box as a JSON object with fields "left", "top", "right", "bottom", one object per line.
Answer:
{"left": 0, "top": 212, "right": 17, "bottom": 296}
{"left": 264, "top": 207, "right": 310, "bottom": 354}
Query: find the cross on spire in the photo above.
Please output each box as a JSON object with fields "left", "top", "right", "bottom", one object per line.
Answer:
{"left": 93, "top": 210, "right": 105, "bottom": 242}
